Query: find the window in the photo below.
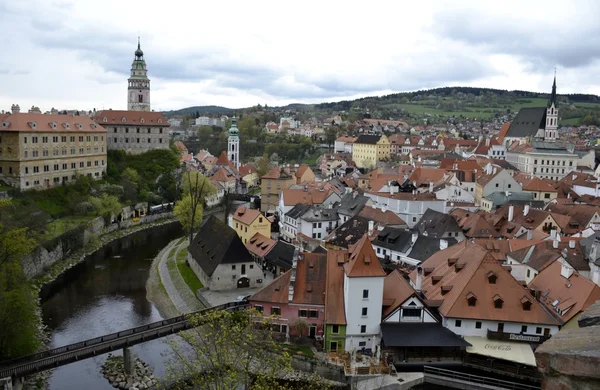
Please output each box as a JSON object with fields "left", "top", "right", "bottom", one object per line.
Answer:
{"left": 231, "top": 265, "right": 236, "bottom": 270}
{"left": 412, "top": 217, "right": 417, "bottom": 222}
{"left": 43, "top": 150, "right": 48, "bottom": 157}
{"left": 455, "top": 320, "right": 462, "bottom": 327}
{"left": 362, "top": 289, "right": 369, "bottom": 299}
{"left": 360, "top": 325, "right": 366, "bottom": 334}
{"left": 497, "top": 323, "right": 504, "bottom": 333}
{"left": 25, "top": 167, "right": 28, "bottom": 174}
{"left": 249, "top": 264, "right": 253, "bottom": 269}
{"left": 79, "top": 136, "right": 84, "bottom": 142}
{"left": 24, "top": 151, "right": 28, "bottom": 158}
{"left": 522, "top": 301, "right": 532, "bottom": 311}
{"left": 42, "top": 136, "right": 48, "bottom": 143}
{"left": 468, "top": 296, "right": 477, "bottom": 307}
{"left": 52, "top": 136, "right": 58, "bottom": 142}
{"left": 87, "top": 161, "right": 91, "bottom": 167}
{"left": 23, "top": 137, "right": 27, "bottom": 144}
{"left": 358, "top": 341, "right": 366, "bottom": 347}
{"left": 332, "top": 325, "right": 339, "bottom": 334}
{"left": 536, "top": 327, "right": 542, "bottom": 334}
{"left": 33, "top": 137, "right": 38, "bottom": 143}
{"left": 298, "top": 309, "right": 308, "bottom": 317}
{"left": 271, "top": 307, "right": 281, "bottom": 316}
{"left": 33, "top": 166, "right": 39, "bottom": 173}
{"left": 254, "top": 305, "right": 263, "bottom": 313}
{"left": 79, "top": 162, "right": 84, "bottom": 168}
{"left": 53, "top": 164, "right": 59, "bottom": 171}
{"left": 309, "top": 310, "right": 318, "bottom": 318}
{"left": 475, "top": 321, "right": 482, "bottom": 329}
{"left": 62, "top": 163, "right": 67, "bottom": 170}
{"left": 487, "top": 272, "right": 497, "bottom": 284}
{"left": 494, "top": 297, "right": 503, "bottom": 309}
{"left": 361, "top": 307, "right": 368, "bottom": 317}
{"left": 71, "top": 163, "right": 76, "bottom": 169}
{"left": 521, "top": 325, "right": 528, "bottom": 333}
{"left": 545, "top": 193, "right": 550, "bottom": 199}
{"left": 527, "top": 269, "right": 531, "bottom": 278}
{"left": 43, "top": 165, "right": 49, "bottom": 172}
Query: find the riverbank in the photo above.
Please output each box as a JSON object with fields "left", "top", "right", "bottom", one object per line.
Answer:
{"left": 24, "top": 215, "right": 177, "bottom": 390}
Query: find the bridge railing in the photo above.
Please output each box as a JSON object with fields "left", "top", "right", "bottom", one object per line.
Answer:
{"left": 0, "top": 301, "right": 249, "bottom": 370}
{"left": 424, "top": 366, "right": 541, "bottom": 390}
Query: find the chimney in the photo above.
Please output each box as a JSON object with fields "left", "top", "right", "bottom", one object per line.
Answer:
{"left": 485, "top": 138, "right": 490, "bottom": 147}
{"left": 411, "top": 232, "right": 418, "bottom": 244}
{"left": 416, "top": 266, "right": 423, "bottom": 292}
{"left": 569, "top": 240, "right": 575, "bottom": 249}
{"left": 550, "top": 229, "right": 557, "bottom": 240}
{"left": 429, "top": 181, "right": 434, "bottom": 193}
{"left": 440, "top": 239, "right": 448, "bottom": 250}
{"left": 524, "top": 205, "right": 530, "bottom": 216}
{"left": 492, "top": 167, "right": 497, "bottom": 175}
{"left": 368, "top": 220, "right": 374, "bottom": 235}
{"left": 572, "top": 174, "right": 576, "bottom": 181}
{"left": 527, "top": 229, "right": 533, "bottom": 240}
{"left": 553, "top": 239, "right": 559, "bottom": 249}
{"left": 353, "top": 191, "right": 357, "bottom": 199}
{"left": 11, "top": 104, "right": 20, "bottom": 114}
{"left": 508, "top": 205, "right": 514, "bottom": 222}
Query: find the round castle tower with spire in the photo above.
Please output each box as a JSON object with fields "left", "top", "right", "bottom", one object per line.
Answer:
{"left": 127, "top": 38, "right": 151, "bottom": 111}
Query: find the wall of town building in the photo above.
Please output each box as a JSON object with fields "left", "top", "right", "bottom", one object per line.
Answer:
{"left": 343, "top": 274, "right": 384, "bottom": 351}
{"left": 105, "top": 125, "right": 169, "bottom": 153}
{"left": 443, "top": 317, "right": 559, "bottom": 338}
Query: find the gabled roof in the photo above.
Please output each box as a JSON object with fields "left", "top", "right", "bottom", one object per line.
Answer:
{"left": 285, "top": 203, "right": 312, "bottom": 220}
{"left": 415, "top": 208, "right": 462, "bottom": 237}
{"left": 188, "top": 215, "right": 254, "bottom": 276}
{"left": 409, "top": 168, "right": 447, "bottom": 187}
{"left": 238, "top": 164, "right": 257, "bottom": 176}
{"left": 409, "top": 241, "right": 559, "bottom": 325}
{"left": 344, "top": 234, "right": 386, "bottom": 277}
{"left": 382, "top": 270, "right": 418, "bottom": 318}
{"left": 0, "top": 112, "right": 106, "bottom": 133}
{"left": 529, "top": 261, "right": 600, "bottom": 324}
{"left": 233, "top": 205, "right": 264, "bottom": 225}
{"left": 264, "top": 240, "right": 295, "bottom": 270}
{"left": 497, "top": 123, "right": 511, "bottom": 142}
{"left": 295, "top": 164, "right": 311, "bottom": 179}
{"left": 325, "top": 250, "right": 348, "bottom": 325}
{"left": 410, "top": 236, "right": 458, "bottom": 261}
{"left": 251, "top": 252, "right": 328, "bottom": 305}
{"left": 337, "top": 192, "right": 370, "bottom": 217}
{"left": 358, "top": 206, "right": 407, "bottom": 226}
{"left": 372, "top": 227, "right": 414, "bottom": 254}
{"left": 508, "top": 240, "right": 589, "bottom": 272}
{"left": 450, "top": 209, "right": 501, "bottom": 239}
{"left": 505, "top": 107, "right": 546, "bottom": 138}
{"left": 546, "top": 203, "right": 600, "bottom": 229}
{"left": 245, "top": 232, "right": 276, "bottom": 258}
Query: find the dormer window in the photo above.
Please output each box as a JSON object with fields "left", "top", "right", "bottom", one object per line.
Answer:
{"left": 467, "top": 292, "right": 477, "bottom": 307}
{"left": 441, "top": 285, "right": 452, "bottom": 295}
{"left": 158, "top": 119, "right": 162, "bottom": 124}
{"left": 90, "top": 124, "right": 96, "bottom": 129}
{"left": 140, "top": 118, "right": 145, "bottom": 123}
{"left": 521, "top": 296, "right": 532, "bottom": 311}
{"left": 103, "top": 117, "right": 107, "bottom": 122}
{"left": 62, "top": 122, "right": 70, "bottom": 130}
{"left": 121, "top": 117, "right": 126, "bottom": 123}
{"left": 28, "top": 122, "right": 37, "bottom": 129}
{"left": 423, "top": 267, "right": 433, "bottom": 276}
{"left": 448, "top": 257, "right": 458, "bottom": 266}
{"left": 487, "top": 271, "right": 497, "bottom": 284}
{"left": 1, "top": 121, "right": 9, "bottom": 128}
{"left": 432, "top": 275, "right": 442, "bottom": 285}
{"left": 455, "top": 263, "right": 465, "bottom": 272}
{"left": 49, "top": 122, "right": 57, "bottom": 129}
{"left": 493, "top": 294, "right": 503, "bottom": 309}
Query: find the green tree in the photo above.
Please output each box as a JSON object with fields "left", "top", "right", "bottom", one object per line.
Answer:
{"left": 163, "top": 308, "right": 328, "bottom": 390}
{"left": 291, "top": 318, "right": 310, "bottom": 338}
{"left": 256, "top": 153, "right": 271, "bottom": 177}
{"left": 175, "top": 171, "right": 216, "bottom": 242}
{"left": 120, "top": 167, "right": 140, "bottom": 202}
{"left": 0, "top": 200, "right": 39, "bottom": 360}
{"left": 89, "top": 193, "right": 122, "bottom": 223}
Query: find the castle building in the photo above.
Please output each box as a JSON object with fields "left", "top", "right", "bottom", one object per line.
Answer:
{"left": 0, "top": 105, "right": 107, "bottom": 189}
{"left": 228, "top": 117, "right": 240, "bottom": 170}
{"left": 127, "top": 38, "right": 151, "bottom": 112}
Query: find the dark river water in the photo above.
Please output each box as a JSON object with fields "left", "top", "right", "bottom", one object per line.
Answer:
{"left": 40, "top": 222, "right": 183, "bottom": 390}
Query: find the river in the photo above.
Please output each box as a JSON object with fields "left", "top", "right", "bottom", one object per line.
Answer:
{"left": 40, "top": 222, "right": 183, "bottom": 390}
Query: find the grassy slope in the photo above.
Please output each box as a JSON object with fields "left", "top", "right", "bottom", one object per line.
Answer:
{"left": 175, "top": 242, "right": 204, "bottom": 291}
{"left": 40, "top": 215, "right": 95, "bottom": 241}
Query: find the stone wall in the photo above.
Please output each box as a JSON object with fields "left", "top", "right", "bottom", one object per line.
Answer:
{"left": 289, "top": 355, "right": 346, "bottom": 383}
{"left": 22, "top": 212, "right": 174, "bottom": 279}
{"left": 535, "top": 299, "right": 600, "bottom": 390}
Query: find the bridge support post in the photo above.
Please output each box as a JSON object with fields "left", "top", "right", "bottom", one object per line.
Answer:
{"left": 0, "top": 377, "right": 12, "bottom": 390}
{"left": 123, "top": 347, "right": 135, "bottom": 375}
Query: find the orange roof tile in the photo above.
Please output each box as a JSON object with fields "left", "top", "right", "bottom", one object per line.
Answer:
{"left": 245, "top": 232, "right": 276, "bottom": 258}
{"left": 238, "top": 164, "right": 257, "bottom": 177}
{"left": 232, "top": 205, "right": 264, "bottom": 226}
{"left": 358, "top": 206, "right": 407, "bottom": 226}
{"left": 0, "top": 112, "right": 106, "bottom": 133}
{"left": 344, "top": 234, "right": 386, "bottom": 277}
{"left": 382, "top": 270, "right": 416, "bottom": 317}
{"left": 94, "top": 110, "right": 169, "bottom": 127}
{"left": 410, "top": 241, "right": 559, "bottom": 325}
{"left": 497, "top": 123, "right": 510, "bottom": 142}
{"left": 325, "top": 250, "right": 348, "bottom": 325}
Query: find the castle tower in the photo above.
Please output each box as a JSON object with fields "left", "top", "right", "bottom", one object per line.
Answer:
{"left": 228, "top": 117, "right": 240, "bottom": 169}
{"left": 545, "top": 74, "right": 558, "bottom": 141}
{"left": 127, "top": 38, "right": 151, "bottom": 111}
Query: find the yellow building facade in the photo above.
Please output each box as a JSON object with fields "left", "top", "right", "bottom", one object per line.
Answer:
{"left": 352, "top": 135, "right": 390, "bottom": 168}
{"left": 232, "top": 206, "right": 271, "bottom": 244}
{"left": 0, "top": 110, "right": 107, "bottom": 189}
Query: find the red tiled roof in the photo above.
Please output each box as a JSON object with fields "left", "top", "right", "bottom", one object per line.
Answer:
{"left": 325, "top": 250, "right": 348, "bottom": 324}
{"left": 344, "top": 234, "right": 386, "bottom": 277}
{"left": 245, "top": 232, "right": 276, "bottom": 258}
{"left": 94, "top": 110, "right": 169, "bottom": 127}
{"left": 0, "top": 112, "right": 106, "bottom": 133}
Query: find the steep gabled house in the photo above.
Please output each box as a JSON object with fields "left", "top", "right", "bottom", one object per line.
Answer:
{"left": 337, "top": 191, "right": 372, "bottom": 224}
{"left": 188, "top": 215, "right": 264, "bottom": 291}
{"left": 415, "top": 208, "right": 465, "bottom": 241}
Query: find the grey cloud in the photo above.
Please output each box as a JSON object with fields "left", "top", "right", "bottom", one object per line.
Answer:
{"left": 433, "top": 8, "right": 600, "bottom": 69}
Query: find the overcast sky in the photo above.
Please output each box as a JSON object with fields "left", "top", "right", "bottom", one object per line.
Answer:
{"left": 1, "top": 0, "right": 599, "bottom": 112}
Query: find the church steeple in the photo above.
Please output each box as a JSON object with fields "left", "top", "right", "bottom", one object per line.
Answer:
{"left": 544, "top": 73, "right": 558, "bottom": 141}
{"left": 549, "top": 71, "right": 557, "bottom": 108}
{"left": 228, "top": 117, "right": 240, "bottom": 170}
{"left": 128, "top": 38, "right": 151, "bottom": 111}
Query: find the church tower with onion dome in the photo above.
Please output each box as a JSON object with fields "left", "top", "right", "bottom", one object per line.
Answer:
{"left": 127, "top": 38, "right": 151, "bottom": 111}
{"left": 228, "top": 117, "right": 240, "bottom": 169}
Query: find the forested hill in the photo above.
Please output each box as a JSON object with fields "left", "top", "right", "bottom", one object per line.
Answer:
{"left": 165, "top": 105, "right": 235, "bottom": 117}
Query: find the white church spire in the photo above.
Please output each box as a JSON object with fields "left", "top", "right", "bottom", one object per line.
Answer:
{"left": 228, "top": 117, "right": 240, "bottom": 169}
